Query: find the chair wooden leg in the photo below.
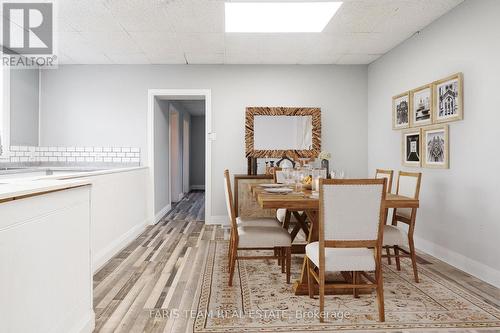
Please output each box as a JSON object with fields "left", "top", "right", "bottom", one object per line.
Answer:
{"left": 286, "top": 247, "right": 291, "bottom": 284}
{"left": 319, "top": 267, "right": 325, "bottom": 323}
{"left": 385, "top": 247, "right": 391, "bottom": 265}
{"left": 281, "top": 247, "right": 286, "bottom": 273}
{"left": 394, "top": 246, "right": 401, "bottom": 271}
{"left": 408, "top": 238, "right": 419, "bottom": 283}
{"left": 376, "top": 264, "right": 385, "bottom": 322}
{"left": 306, "top": 258, "right": 314, "bottom": 299}
{"left": 353, "top": 271, "right": 359, "bottom": 298}
{"left": 228, "top": 233, "right": 233, "bottom": 262}
{"left": 228, "top": 246, "right": 237, "bottom": 287}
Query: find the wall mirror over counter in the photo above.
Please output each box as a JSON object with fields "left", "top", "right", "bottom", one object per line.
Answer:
{"left": 245, "top": 107, "right": 321, "bottom": 159}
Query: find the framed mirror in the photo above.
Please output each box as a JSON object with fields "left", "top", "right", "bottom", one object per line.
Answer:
{"left": 245, "top": 107, "right": 321, "bottom": 158}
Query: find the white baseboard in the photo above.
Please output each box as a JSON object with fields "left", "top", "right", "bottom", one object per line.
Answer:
{"left": 415, "top": 235, "right": 500, "bottom": 288}
{"left": 190, "top": 185, "right": 205, "bottom": 190}
{"left": 92, "top": 220, "right": 148, "bottom": 273}
{"left": 206, "top": 215, "right": 228, "bottom": 225}
{"left": 71, "top": 311, "right": 95, "bottom": 333}
{"left": 154, "top": 204, "right": 171, "bottom": 224}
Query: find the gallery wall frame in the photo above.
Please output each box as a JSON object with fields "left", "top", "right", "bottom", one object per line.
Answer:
{"left": 410, "top": 83, "right": 434, "bottom": 128}
{"left": 402, "top": 128, "right": 422, "bottom": 167}
{"left": 422, "top": 124, "right": 449, "bottom": 169}
{"left": 433, "top": 72, "right": 464, "bottom": 124}
{"left": 392, "top": 92, "right": 410, "bottom": 130}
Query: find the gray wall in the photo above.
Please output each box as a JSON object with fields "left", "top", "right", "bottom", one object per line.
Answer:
{"left": 10, "top": 69, "right": 39, "bottom": 146}
{"left": 154, "top": 100, "right": 192, "bottom": 214}
{"left": 367, "top": 0, "right": 500, "bottom": 286}
{"left": 40, "top": 65, "right": 368, "bottom": 218}
{"left": 153, "top": 99, "right": 169, "bottom": 215}
{"left": 190, "top": 116, "right": 205, "bottom": 188}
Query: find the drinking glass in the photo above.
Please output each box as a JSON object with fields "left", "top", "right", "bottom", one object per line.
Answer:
{"left": 312, "top": 168, "right": 327, "bottom": 193}
{"left": 293, "top": 168, "right": 305, "bottom": 191}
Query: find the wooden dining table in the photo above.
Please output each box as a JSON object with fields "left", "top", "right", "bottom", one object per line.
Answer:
{"left": 248, "top": 183, "right": 419, "bottom": 295}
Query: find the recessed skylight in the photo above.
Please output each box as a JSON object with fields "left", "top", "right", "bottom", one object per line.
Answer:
{"left": 225, "top": 1, "right": 343, "bottom": 33}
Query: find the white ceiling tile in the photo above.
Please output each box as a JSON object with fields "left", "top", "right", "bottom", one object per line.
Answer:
{"left": 128, "top": 32, "right": 180, "bottom": 54}
{"left": 178, "top": 33, "right": 225, "bottom": 53}
{"left": 147, "top": 52, "right": 187, "bottom": 64}
{"left": 224, "top": 52, "right": 262, "bottom": 65}
{"left": 107, "top": 52, "right": 150, "bottom": 64}
{"left": 186, "top": 53, "right": 224, "bottom": 64}
{"left": 54, "top": 0, "right": 464, "bottom": 64}
{"left": 80, "top": 30, "right": 142, "bottom": 54}
{"left": 336, "top": 54, "right": 382, "bottom": 65}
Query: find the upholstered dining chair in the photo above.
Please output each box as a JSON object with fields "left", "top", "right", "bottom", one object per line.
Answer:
{"left": 383, "top": 171, "right": 422, "bottom": 282}
{"left": 306, "top": 178, "right": 387, "bottom": 322}
{"left": 375, "top": 169, "right": 394, "bottom": 193}
{"left": 224, "top": 170, "right": 292, "bottom": 286}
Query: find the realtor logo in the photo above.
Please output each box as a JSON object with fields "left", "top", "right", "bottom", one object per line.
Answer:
{"left": 3, "top": 2, "right": 53, "bottom": 54}
{"left": 2, "top": 1, "right": 57, "bottom": 68}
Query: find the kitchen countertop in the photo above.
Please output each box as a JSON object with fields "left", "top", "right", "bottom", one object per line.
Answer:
{"left": 0, "top": 166, "right": 148, "bottom": 202}
{"left": 0, "top": 178, "right": 92, "bottom": 202}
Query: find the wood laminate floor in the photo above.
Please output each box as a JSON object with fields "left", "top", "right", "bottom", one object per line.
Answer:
{"left": 93, "top": 191, "right": 500, "bottom": 333}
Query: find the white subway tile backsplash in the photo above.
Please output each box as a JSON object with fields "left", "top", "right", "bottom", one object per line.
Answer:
{"left": 6, "top": 145, "right": 140, "bottom": 165}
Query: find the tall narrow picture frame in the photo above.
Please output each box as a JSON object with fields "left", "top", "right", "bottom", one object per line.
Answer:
{"left": 433, "top": 73, "right": 463, "bottom": 123}
{"left": 422, "top": 124, "right": 449, "bottom": 169}
{"left": 392, "top": 92, "right": 410, "bottom": 130}
{"left": 410, "top": 84, "right": 433, "bottom": 127}
{"left": 402, "top": 128, "right": 422, "bottom": 167}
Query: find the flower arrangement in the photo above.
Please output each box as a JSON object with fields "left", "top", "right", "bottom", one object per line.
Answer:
{"left": 318, "top": 151, "right": 331, "bottom": 160}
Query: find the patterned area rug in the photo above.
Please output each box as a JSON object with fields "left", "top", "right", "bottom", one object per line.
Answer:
{"left": 193, "top": 241, "right": 500, "bottom": 332}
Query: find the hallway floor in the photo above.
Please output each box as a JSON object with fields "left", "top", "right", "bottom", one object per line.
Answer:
{"left": 92, "top": 191, "right": 219, "bottom": 333}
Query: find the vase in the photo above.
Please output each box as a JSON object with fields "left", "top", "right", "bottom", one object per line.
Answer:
{"left": 321, "top": 159, "right": 330, "bottom": 178}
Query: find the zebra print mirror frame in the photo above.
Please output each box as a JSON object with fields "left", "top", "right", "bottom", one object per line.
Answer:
{"left": 245, "top": 107, "right": 321, "bottom": 158}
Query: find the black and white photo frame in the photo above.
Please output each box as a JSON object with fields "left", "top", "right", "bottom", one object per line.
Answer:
{"left": 433, "top": 73, "right": 463, "bottom": 124}
{"left": 402, "top": 128, "right": 422, "bottom": 167}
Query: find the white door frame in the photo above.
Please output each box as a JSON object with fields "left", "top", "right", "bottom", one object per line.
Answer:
{"left": 147, "top": 89, "right": 212, "bottom": 224}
